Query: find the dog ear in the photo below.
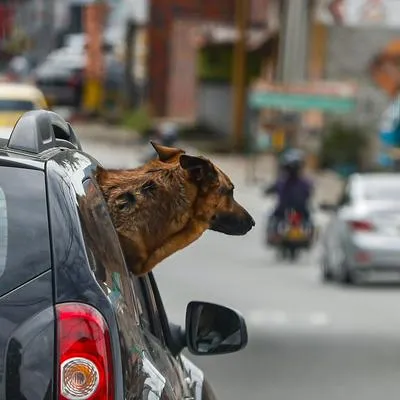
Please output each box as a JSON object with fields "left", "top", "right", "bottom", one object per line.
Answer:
{"left": 115, "top": 191, "right": 136, "bottom": 210}
{"left": 151, "top": 141, "right": 185, "bottom": 162}
{"left": 179, "top": 155, "right": 217, "bottom": 182}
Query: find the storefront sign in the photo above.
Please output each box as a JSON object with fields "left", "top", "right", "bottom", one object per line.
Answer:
{"left": 249, "top": 81, "right": 357, "bottom": 113}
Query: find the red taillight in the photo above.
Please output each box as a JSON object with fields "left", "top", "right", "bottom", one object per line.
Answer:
{"left": 288, "top": 211, "right": 302, "bottom": 226}
{"left": 56, "top": 303, "right": 114, "bottom": 400}
{"left": 348, "top": 220, "right": 374, "bottom": 232}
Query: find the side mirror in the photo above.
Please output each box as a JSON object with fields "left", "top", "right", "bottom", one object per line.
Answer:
{"left": 185, "top": 301, "right": 248, "bottom": 356}
{"left": 319, "top": 202, "right": 337, "bottom": 212}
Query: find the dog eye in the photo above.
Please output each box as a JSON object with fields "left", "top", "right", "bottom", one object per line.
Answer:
{"left": 141, "top": 180, "right": 157, "bottom": 192}
{"left": 220, "top": 187, "right": 234, "bottom": 196}
{"left": 116, "top": 192, "right": 136, "bottom": 209}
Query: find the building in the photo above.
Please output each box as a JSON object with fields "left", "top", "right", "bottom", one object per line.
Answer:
{"left": 147, "top": 0, "right": 235, "bottom": 118}
{"left": 147, "top": 0, "right": 271, "bottom": 120}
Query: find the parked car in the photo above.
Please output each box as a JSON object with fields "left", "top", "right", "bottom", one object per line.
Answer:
{"left": 0, "top": 109, "right": 248, "bottom": 399}
{"left": 33, "top": 52, "right": 84, "bottom": 108}
{"left": 63, "top": 33, "right": 87, "bottom": 52}
{"left": 33, "top": 43, "right": 118, "bottom": 109}
{"left": 320, "top": 172, "right": 400, "bottom": 285}
{"left": 0, "top": 82, "right": 48, "bottom": 139}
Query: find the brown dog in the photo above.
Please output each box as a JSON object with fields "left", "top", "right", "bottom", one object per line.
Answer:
{"left": 96, "top": 142, "right": 255, "bottom": 276}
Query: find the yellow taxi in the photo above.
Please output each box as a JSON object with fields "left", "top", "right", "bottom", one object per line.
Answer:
{"left": 0, "top": 82, "right": 48, "bottom": 139}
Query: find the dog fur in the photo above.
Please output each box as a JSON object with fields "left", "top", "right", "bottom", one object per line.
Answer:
{"left": 96, "top": 142, "right": 255, "bottom": 276}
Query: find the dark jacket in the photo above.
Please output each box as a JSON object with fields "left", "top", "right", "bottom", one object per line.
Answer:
{"left": 265, "top": 175, "right": 313, "bottom": 214}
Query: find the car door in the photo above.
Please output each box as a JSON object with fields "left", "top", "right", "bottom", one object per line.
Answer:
{"left": 130, "top": 274, "right": 194, "bottom": 400}
{"left": 78, "top": 177, "right": 178, "bottom": 400}
{"left": 144, "top": 273, "right": 214, "bottom": 400}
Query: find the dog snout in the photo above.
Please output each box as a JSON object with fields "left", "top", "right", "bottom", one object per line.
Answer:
{"left": 244, "top": 208, "right": 255, "bottom": 227}
{"left": 239, "top": 212, "right": 255, "bottom": 235}
{"left": 209, "top": 202, "right": 255, "bottom": 236}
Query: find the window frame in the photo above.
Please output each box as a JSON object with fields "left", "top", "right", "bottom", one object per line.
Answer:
{"left": 146, "top": 273, "right": 179, "bottom": 355}
{"left": 79, "top": 177, "right": 141, "bottom": 323}
{"left": 130, "top": 274, "right": 168, "bottom": 346}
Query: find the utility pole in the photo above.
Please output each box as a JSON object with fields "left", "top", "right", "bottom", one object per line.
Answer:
{"left": 82, "top": 0, "right": 108, "bottom": 116}
{"left": 123, "top": 19, "right": 136, "bottom": 110}
{"left": 232, "top": 0, "right": 249, "bottom": 153}
{"left": 277, "top": 0, "right": 310, "bottom": 83}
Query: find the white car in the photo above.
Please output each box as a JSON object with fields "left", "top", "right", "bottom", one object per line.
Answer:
{"left": 320, "top": 172, "right": 400, "bottom": 285}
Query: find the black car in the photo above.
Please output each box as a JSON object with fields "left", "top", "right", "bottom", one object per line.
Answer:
{"left": 33, "top": 57, "right": 84, "bottom": 108}
{"left": 0, "top": 110, "right": 248, "bottom": 399}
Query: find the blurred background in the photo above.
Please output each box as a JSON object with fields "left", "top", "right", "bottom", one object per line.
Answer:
{"left": 4, "top": 0, "right": 400, "bottom": 399}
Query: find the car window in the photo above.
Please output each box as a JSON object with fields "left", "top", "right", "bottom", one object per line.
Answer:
{"left": 131, "top": 275, "right": 166, "bottom": 344}
{"left": 0, "top": 99, "right": 35, "bottom": 111}
{"left": 338, "top": 183, "right": 352, "bottom": 206}
{"left": 78, "top": 178, "right": 140, "bottom": 322}
{"left": 0, "top": 168, "right": 51, "bottom": 297}
{"left": 361, "top": 179, "right": 400, "bottom": 201}
{"left": 79, "top": 178, "right": 168, "bottom": 346}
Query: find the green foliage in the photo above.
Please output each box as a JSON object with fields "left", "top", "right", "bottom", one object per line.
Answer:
{"left": 121, "top": 105, "right": 153, "bottom": 135}
{"left": 197, "top": 45, "right": 263, "bottom": 83}
{"left": 319, "top": 121, "right": 368, "bottom": 169}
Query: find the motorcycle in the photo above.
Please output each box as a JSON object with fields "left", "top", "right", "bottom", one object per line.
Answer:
{"left": 266, "top": 208, "right": 314, "bottom": 261}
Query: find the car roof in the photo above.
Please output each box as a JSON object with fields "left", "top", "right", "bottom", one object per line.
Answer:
{"left": 353, "top": 172, "right": 400, "bottom": 185}
{"left": 0, "top": 110, "right": 83, "bottom": 171}
{"left": 0, "top": 82, "right": 46, "bottom": 101}
{"left": 349, "top": 172, "right": 400, "bottom": 201}
{"left": 0, "top": 140, "right": 46, "bottom": 170}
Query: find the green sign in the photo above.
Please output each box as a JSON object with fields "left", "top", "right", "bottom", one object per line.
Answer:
{"left": 249, "top": 91, "right": 356, "bottom": 113}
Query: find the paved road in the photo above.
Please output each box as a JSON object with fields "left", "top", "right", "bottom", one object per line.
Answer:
{"left": 82, "top": 138, "right": 400, "bottom": 400}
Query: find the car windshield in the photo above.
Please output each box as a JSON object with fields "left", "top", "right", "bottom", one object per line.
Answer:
{"left": 362, "top": 178, "right": 400, "bottom": 201}
{"left": 0, "top": 167, "right": 51, "bottom": 297}
{"left": 0, "top": 99, "right": 35, "bottom": 111}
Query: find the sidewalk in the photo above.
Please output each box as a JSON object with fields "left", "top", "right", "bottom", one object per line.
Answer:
{"left": 73, "top": 122, "right": 142, "bottom": 146}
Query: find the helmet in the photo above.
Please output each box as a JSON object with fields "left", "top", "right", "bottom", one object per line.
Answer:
{"left": 280, "top": 149, "right": 305, "bottom": 173}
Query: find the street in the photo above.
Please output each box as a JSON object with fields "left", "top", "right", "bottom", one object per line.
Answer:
{"left": 83, "top": 138, "right": 400, "bottom": 400}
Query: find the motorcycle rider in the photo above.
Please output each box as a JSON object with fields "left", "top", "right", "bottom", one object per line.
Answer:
{"left": 264, "top": 149, "right": 314, "bottom": 242}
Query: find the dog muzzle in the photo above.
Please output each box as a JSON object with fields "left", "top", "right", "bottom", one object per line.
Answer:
{"left": 209, "top": 212, "right": 255, "bottom": 236}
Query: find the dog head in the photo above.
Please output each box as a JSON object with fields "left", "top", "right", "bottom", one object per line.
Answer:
{"left": 152, "top": 142, "right": 255, "bottom": 236}
{"left": 95, "top": 142, "right": 255, "bottom": 275}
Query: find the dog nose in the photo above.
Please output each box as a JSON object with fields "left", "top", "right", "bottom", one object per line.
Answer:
{"left": 244, "top": 210, "right": 255, "bottom": 227}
